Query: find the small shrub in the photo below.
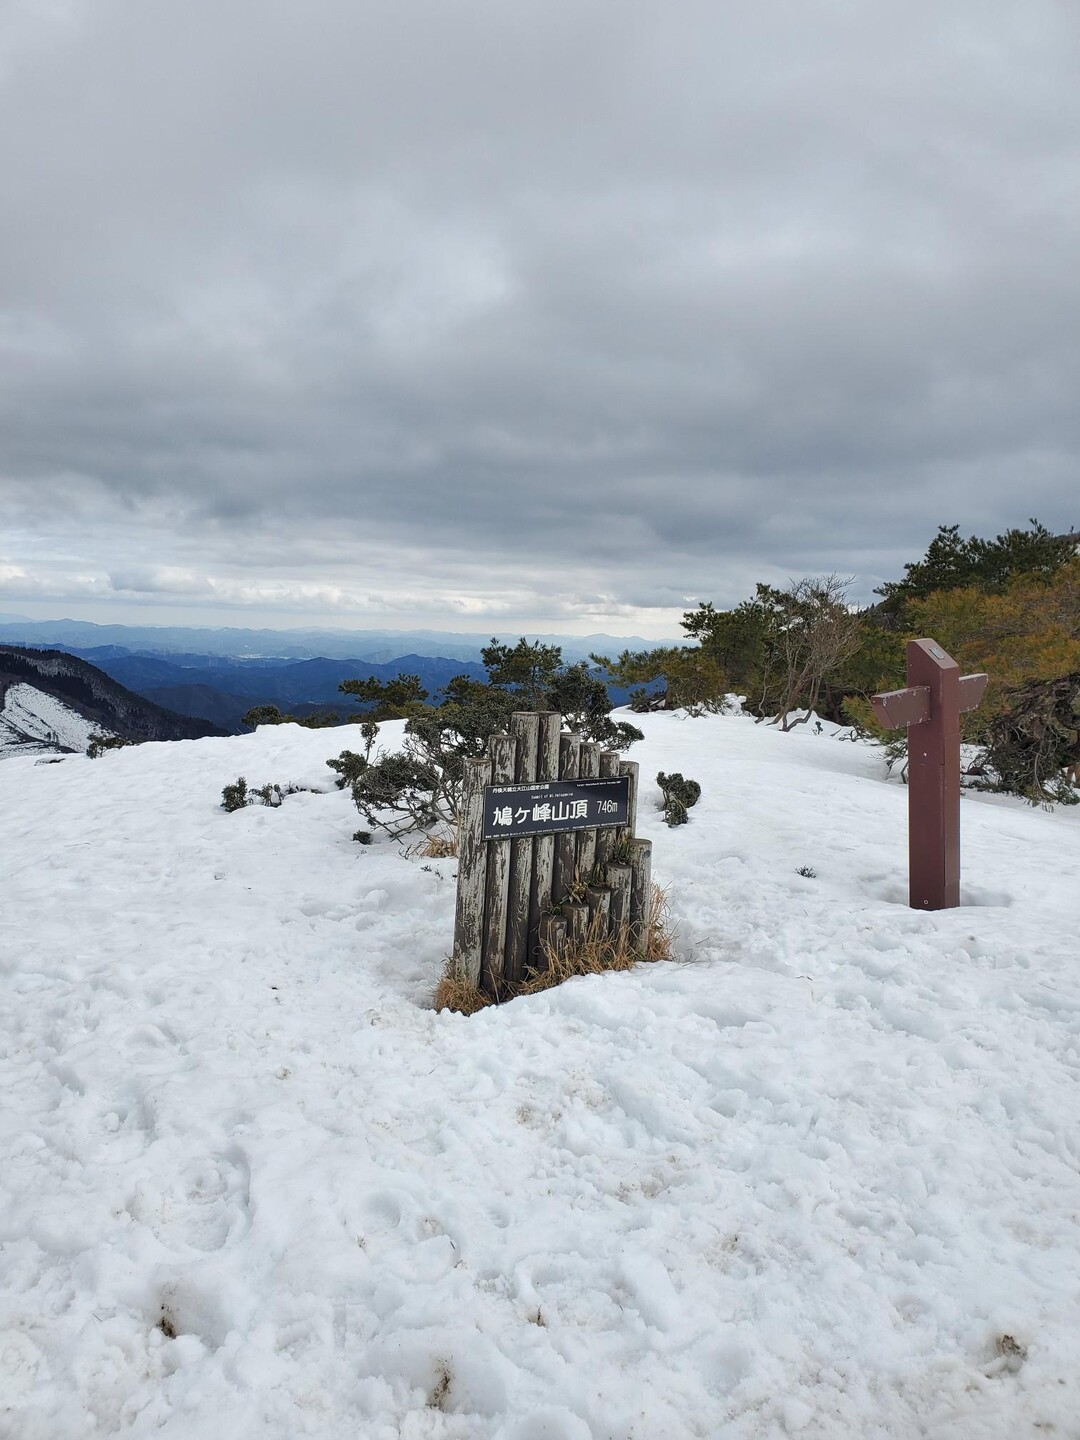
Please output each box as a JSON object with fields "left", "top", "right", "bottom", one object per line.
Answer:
{"left": 241, "top": 705, "right": 288, "bottom": 729}
{"left": 796, "top": 865, "right": 817, "bottom": 879}
{"left": 329, "top": 688, "right": 516, "bottom": 841}
{"left": 656, "top": 771, "right": 701, "bottom": 826}
{"left": 87, "top": 734, "right": 135, "bottom": 759}
{"left": 981, "top": 671, "right": 1080, "bottom": 806}
{"left": 353, "top": 830, "right": 373, "bottom": 845}
{"left": 221, "top": 776, "right": 249, "bottom": 811}
{"left": 242, "top": 704, "right": 341, "bottom": 730}
{"left": 221, "top": 777, "right": 309, "bottom": 811}
{"left": 358, "top": 719, "right": 380, "bottom": 758}
{"left": 327, "top": 750, "right": 368, "bottom": 789}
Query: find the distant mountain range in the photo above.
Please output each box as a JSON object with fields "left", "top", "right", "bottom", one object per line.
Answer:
{"left": 0, "top": 621, "right": 665, "bottom": 733}
{"left": 0, "top": 618, "right": 664, "bottom": 664}
{"left": 0, "top": 646, "right": 226, "bottom": 759}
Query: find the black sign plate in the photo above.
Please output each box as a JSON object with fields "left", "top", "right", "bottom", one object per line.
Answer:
{"left": 482, "top": 776, "right": 630, "bottom": 840}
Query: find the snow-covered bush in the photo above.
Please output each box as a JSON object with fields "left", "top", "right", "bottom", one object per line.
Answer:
{"left": 657, "top": 771, "right": 701, "bottom": 826}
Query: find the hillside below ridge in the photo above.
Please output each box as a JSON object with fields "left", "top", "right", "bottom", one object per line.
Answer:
{"left": 0, "top": 645, "right": 226, "bottom": 758}
{"left": 0, "top": 682, "right": 105, "bottom": 759}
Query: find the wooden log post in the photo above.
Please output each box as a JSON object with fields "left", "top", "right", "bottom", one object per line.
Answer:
{"left": 538, "top": 913, "right": 567, "bottom": 969}
{"left": 618, "top": 760, "right": 639, "bottom": 850}
{"left": 528, "top": 712, "right": 562, "bottom": 966}
{"left": 586, "top": 884, "right": 612, "bottom": 940}
{"left": 628, "top": 838, "right": 653, "bottom": 955}
{"left": 481, "top": 732, "right": 516, "bottom": 996}
{"left": 575, "top": 741, "right": 602, "bottom": 884}
{"left": 563, "top": 901, "right": 589, "bottom": 947}
{"left": 552, "top": 734, "right": 582, "bottom": 905}
{"left": 594, "top": 750, "right": 623, "bottom": 868}
{"left": 505, "top": 712, "right": 540, "bottom": 986}
{"left": 452, "top": 755, "right": 493, "bottom": 986}
{"left": 608, "top": 863, "right": 632, "bottom": 951}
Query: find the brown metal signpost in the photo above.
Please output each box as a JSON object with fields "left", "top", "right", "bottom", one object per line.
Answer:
{"left": 872, "top": 639, "right": 988, "bottom": 911}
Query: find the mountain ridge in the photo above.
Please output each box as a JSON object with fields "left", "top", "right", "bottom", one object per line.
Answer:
{"left": 0, "top": 646, "right": 227, "bottom": 758}
{"left": 0, "top": 618, "right": 670, "bottom": 664}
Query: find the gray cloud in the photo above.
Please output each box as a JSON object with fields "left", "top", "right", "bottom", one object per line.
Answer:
{"left": 2, "top": 0, "right": 1078, "bottom": 634}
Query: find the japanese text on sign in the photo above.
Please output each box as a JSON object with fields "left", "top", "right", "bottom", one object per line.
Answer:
{"left": 481, "top": 776, "right": 630, "bottom": 840}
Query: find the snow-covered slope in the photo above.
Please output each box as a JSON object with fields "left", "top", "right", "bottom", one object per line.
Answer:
{"left": 0, "top": 646, "right": 226, "bottom": 756}
{"left": 3, "top": 714, "right": 1080, "bottom": 1438}
{"left": 0, "top": 681, "right": 107, "bottom": 758}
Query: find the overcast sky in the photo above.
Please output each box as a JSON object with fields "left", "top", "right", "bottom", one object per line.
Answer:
{"left": 2, "top": 0, "right": 1078, "bottom": 638}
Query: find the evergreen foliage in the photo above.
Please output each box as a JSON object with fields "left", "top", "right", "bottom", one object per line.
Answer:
{"left": 682, "top": 577, "right": 862, "bottom": 726}
{"left": 543, "top": 662, "right": 643, "bottom": 750}
{"left": 681, "top": 594, "right": 776, "bottom": 690}
{"left": 480, "top": 638, "right": 562, "bottom": 707}
{"left": 86, "top": 734, "right": 136, "bottom": 758}
{"left": 591, "top": 645, "right": 728, "bottom": 715}
{"left": 330, "top": 640, "right": 641, "bottom": 842}
{"left": 656, "top": 771, "right": 705, "bottom": 829}
{"left": 338, "top": 674, "right": 429, "bottom": 720}
{"left": 876, "top": 519, "right": 1076, "bottom": 620}
{"left": 656, "top": 771, "right": 702, "bottom": 826}
{"left": 241, "top": 704, "right": 341, "bottom": 729}
{"left": 221, "top": 775, "right": 312, "bottom": 811}
{"left": 905, "top": 563, "right": 1080, "bottom": 727}
{"left": 981, "top": 672, "right": 1080, "bottom": 806}
{"left": 221, "top": 777, "right": 249, "bottom": 812}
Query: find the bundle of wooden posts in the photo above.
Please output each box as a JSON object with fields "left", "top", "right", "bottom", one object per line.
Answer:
{"left": 452, "top": 710, "right": 652, "bottom": 1000}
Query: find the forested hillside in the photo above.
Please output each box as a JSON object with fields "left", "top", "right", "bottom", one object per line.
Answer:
{"left": 0, "top": 646, "right": 226, "bottom": 751}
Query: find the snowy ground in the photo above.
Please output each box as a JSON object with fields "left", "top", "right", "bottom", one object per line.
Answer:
{"left": 3, "top": 712, "right": 1080, "bottom": 1439}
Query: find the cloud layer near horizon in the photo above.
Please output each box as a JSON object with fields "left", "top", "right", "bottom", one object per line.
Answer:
{"left": 2, "top": 0, "right": 1078, "bottom": 634}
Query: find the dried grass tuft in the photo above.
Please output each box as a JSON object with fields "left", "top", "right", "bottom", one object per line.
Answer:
{"left": 407, "top": 830, "right": 459, "bottom": 860}
{"left": 433, "top": 883, "right": 676, "bottom": 1013}
{"left": 517, "top": 937, "right": 636, "bottom": 994}
{"left": 643, "top": 882, "right": 676, "bottom": 963}
{"left": 433, "top": 965, "right": 494, "bottom": 1015}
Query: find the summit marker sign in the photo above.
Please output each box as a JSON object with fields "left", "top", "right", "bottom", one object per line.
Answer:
{"left": 482, "top": 775, "right": 630, "bottom": 841}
